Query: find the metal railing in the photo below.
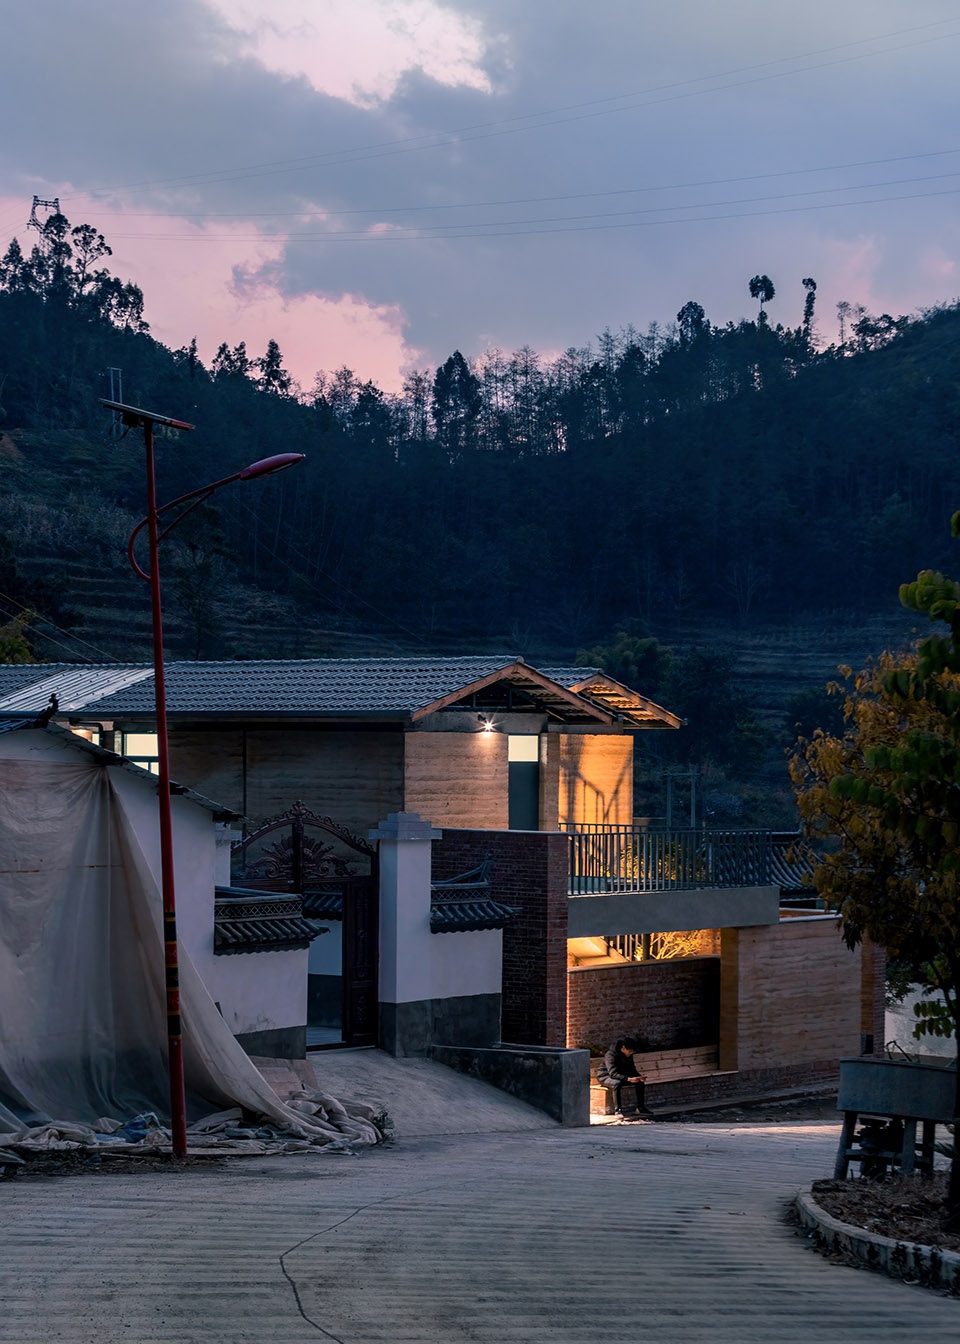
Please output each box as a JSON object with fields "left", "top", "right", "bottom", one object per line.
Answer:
{"left": 566, "top": 825, "right": 773, "bottom": 895}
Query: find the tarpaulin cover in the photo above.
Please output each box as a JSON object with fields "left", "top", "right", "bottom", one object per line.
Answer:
{"left": 0, "top": 757, "right": 381, "bottom": 1151}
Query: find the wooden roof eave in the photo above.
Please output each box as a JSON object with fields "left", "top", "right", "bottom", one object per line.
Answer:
{"left": 565, "top": 673, "right": 682, "bottom": 729}
{"left": 409, "top": 662, "right": 615, "bottom": 725}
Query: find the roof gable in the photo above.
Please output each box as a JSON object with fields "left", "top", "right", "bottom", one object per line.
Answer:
{"left": 541, "top": 667, "right": 682, "bottom": 729}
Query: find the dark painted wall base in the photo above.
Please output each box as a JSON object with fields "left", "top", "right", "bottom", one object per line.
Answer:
{"left": 379, "top": 993, "right": 501, "bottom": 1058}
{"left": 431, "top": 1044, "right": 590, "bottom": 1126}
{"left": 235, "top": 1025, "right": 306, "bottom": 1059}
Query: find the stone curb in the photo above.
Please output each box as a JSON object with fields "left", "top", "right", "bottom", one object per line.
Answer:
{"left": 795, "top": 1188, "right": 960, "bottom": 1293}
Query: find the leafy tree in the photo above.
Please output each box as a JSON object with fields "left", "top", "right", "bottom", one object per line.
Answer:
{"left": 212, "top": 341, "right": 252, "bottom": 381}
{"left": 748, "top": 274, "right": 775, "bottom": 323}
{"left": 792, "top": 545, "right": 960, "bottom": 1225}
{"left": 577, "top": 630, "right": 670, "bottom": 694}
{"left": 664, "top": 647, "right": 764, "bottom": 772}
{"left": 0, "top": 611, "right": 35, "bottom": 663}
{"left": 784, "top": 681, "right": 846, "bottom": 746}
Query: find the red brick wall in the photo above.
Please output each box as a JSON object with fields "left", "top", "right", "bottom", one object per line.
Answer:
{"left": 433, "top": 829, "right": 569, "bottom": 1046}
{"left": 567, "top": 958, "right": 720, "bottom": 1052}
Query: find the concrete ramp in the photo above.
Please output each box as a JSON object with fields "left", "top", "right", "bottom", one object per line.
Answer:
{"left": 252, "top": 1049, "right": 558, "bottom": 1137}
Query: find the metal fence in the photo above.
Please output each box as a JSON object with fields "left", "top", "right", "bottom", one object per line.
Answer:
{"left": 566, "top": 825, "right": 773, "bottom": 895}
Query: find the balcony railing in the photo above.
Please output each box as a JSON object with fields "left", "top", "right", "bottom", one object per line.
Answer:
{"left": 566, "top": 825, "right": 774, "bottom": 895}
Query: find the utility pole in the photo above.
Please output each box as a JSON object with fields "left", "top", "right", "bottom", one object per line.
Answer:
{"left": 27, "top": 196, "right": 60, "bottom": 233}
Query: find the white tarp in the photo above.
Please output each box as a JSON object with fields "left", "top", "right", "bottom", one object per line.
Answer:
{"left": 0, "top": 757, "right": 382, "bottom": 1153}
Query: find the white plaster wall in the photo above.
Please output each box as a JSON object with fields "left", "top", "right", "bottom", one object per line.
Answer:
{"left": 378, "top": 836, "right": 433, "bottom": 1004}
{"left": 215, "top": 826, "right": 239, "bottom": 886}
{"left": 202, "top": 946, "right": 308, "bottom": 1037}
{"left": 106, "top": 766, "right": 216, "bottom": 965}
{"left": 886, "top": 990, "right": 955, "bottom": 1059}
{"left": 431, "top": 928, "right": 502, "bottom": 999}
{"left": 107, "top": 767, "right": 307, "bottom": 1034}
{"left": 377, "top": 826, "right": 503, "bottom": 1006}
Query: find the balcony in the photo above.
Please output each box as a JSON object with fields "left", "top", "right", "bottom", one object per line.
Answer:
{"left": 566, "top": 825, "right": 775, "bottom": 896}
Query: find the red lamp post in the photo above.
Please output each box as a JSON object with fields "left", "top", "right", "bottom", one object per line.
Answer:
{"left": 103, "top": 398, "right": 303, "bottom": 1156}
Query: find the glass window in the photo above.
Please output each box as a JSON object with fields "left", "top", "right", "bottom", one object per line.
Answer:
{"left": 508, "top": 735, "right": 539, "bottom": 762}
{"left": 124, "top": 732, "right": 158, "bottom": 758}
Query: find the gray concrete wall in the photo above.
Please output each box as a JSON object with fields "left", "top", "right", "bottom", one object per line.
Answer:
{"left": 380, "top": 993, "right": 502, "bottom": 1058}
{"left": 431, "top": 1044, "right": 590, "bottom": 1125}
{"left": 567, "top": 886, "right": 780, "bottom": 938}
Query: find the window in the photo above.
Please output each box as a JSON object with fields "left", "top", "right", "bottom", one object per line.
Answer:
{"left": 123, "top": 730, "right": 159, "bottom": 775}
{"left": 508, "top": 735, "right": 540, "bottom": 829}
{"left": 507, "top": 735, "right": 539, "bottom": 763}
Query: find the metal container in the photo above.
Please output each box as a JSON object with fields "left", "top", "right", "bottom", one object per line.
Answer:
{"left": 837, "top": 1055, "right": 956, "bottom": 1122}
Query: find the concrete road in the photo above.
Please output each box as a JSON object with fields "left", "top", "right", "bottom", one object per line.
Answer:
{"left": 3, "top": 1114, "right": 958, "bottom": 1343}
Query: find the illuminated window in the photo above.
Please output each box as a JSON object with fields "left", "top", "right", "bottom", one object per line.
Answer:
{"left": 507, "top": 735, "right": 539, "bottom": 762}
{"left": 123, "top": 730, "right": 159, "bottom": 774}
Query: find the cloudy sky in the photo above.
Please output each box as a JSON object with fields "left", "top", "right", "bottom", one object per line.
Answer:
{"left": 2, "top": 0, "right": 959, "bottom": 390}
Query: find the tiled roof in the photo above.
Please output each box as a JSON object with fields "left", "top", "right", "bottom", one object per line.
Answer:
{"left": 214, "top": 887, "right": 328, "bottom": 953}
{"left": 0, "top": 656, "right": 680, "bottom": 728}
{"left": 430, "top": 855, "right": 519, "bottom": 931}
{"left": 430, "top": 896, "right": 521, "bottom": 933}
{"left": 0, "top": 665, "right": 152, "bottom": 713}
{"left": 770, "top": 832, "right": 820, "bottom": 894}
{"left": 303, "top": 890, "right": 344, "bottom": 920}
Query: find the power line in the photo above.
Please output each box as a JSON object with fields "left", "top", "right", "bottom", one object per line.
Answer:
{"left": 99, "top": 178, "right": 960, "bottom": 245}
{"left": 60, "top": 146, "right": 960, "bottom": 223}
{"left": 0, "top": 589, "right": 126, "bottom": 663}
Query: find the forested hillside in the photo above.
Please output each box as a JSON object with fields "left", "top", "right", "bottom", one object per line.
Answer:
{"left": 0, "top": 209, "right": 953, "bottom": 821}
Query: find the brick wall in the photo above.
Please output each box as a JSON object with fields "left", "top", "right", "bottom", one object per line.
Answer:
{"left": 567, "top": 958, "right": 720, "bottom": 1051}
{"left": 433, "top": 829, "right": 569, "bottom": 1046}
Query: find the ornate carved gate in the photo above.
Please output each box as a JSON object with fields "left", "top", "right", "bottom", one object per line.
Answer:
{"left": 231, "top": 801, "right": 378, "bottom": 1048}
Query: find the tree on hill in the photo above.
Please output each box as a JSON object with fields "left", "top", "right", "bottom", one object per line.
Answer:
{"left": 0, "top": 611, "right": 35, "bottom": 663}
{"left": 792, "top": 541, "right": 960, "bottom": 1226}
{"left": 748, "top": 274, "right": 775, "bottom": 324}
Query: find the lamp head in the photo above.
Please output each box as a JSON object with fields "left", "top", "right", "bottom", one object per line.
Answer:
{"left": 238, "top": 452, "right": 304, "bottom": 480}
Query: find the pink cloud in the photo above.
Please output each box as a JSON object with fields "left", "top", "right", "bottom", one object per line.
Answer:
{"left": 0, "top": 193, "right": 417, "bottom": 392}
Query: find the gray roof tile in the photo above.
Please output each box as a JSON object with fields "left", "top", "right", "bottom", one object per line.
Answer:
{"left": 0, "top": 656, "right": 677, "bottom": 727}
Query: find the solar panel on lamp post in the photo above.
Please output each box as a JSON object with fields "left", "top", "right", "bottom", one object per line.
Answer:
{"left": 102, "top": 398, "right": 304, "bottom": 1157}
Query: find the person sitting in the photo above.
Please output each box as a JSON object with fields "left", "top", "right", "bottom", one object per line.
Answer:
{"left": 597, "top": 1036, "right": 650, "bottom": 1119}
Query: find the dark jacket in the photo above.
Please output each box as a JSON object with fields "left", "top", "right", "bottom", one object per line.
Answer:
{"left": 597, "top": 1041, "right": 639, "bottom": 1088}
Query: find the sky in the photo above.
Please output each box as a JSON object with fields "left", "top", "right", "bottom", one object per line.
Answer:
{"left": 2, "top": 0, "right": 959, "bottom": 392}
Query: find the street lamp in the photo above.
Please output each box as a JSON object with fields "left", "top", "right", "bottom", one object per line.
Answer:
{"left": 102, "top": 398, "right": 303, "bottom": 1156}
